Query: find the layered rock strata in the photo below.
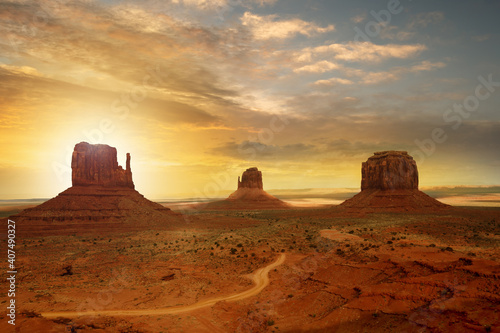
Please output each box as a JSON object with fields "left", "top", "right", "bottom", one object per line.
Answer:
{"left": 11, "top": 142, "right": 178, "bottom": 235}
{"left": 361, "top": 151, "right": 418, "bottom": 190}
{"left": 341, "top": 151, "right": 449, "bottom": 212}
{"left": 72, "top": 142, "right": 134, "bottom": 188}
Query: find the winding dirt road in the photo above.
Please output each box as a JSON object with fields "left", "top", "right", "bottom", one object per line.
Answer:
{"left": 41, "top": 253, "right": 286, "bottom": 319}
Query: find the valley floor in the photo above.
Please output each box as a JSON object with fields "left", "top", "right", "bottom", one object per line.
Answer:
{"left": 1, "top": 206, "right": 499, "bottom": 332}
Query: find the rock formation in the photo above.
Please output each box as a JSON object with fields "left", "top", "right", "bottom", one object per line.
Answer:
{"left": 72, "top": 142, "right": 134, "bottom": 188}
{"left": 238, "top": 167, "right": 263, "bottom": 190}
{"left": 361, "top": 151, "right": 418, "bottom": 190}
{"left": 341, "top": 151, "right": 449, "bottom": 212}
{"left": 11, "top": 142, "right": 179, "bottom": 235}
{"left": 202, "top": 167, "right": 289, "bottom": 210}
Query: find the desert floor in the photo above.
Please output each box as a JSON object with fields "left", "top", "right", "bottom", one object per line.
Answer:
{"left": 1, "top": 205, "right": 499, "bottom": 332}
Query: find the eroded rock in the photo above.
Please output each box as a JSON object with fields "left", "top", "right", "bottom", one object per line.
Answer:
{"left": 238, "top": 167, "right": 263, "bottom": 190}
{"left": 361, "top": 151, "right": 418, "bottom": 190}
{"left": 72, "top": 142, "right": 134, "bottom": 188}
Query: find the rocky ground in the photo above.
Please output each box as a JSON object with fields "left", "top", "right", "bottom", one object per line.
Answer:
{"left": 1, "top": 206, "right": 499, "bottom": 332}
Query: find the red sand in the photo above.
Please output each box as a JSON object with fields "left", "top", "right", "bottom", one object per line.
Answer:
{"left": 1, "top": 204, "right": 498, "bottom": 332}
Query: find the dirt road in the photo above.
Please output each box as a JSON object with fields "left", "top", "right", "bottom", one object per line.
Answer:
{"left": 41, "top": 253, "right": 286, "bottom": 318}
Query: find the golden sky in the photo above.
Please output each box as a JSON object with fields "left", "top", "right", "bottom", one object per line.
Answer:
{"left": 0, "top": 0, "right": 499, "bottom": 199}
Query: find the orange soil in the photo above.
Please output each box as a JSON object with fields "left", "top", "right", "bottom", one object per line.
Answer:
{"left": 0, "top": 205, "right": 498, "bottom": 332}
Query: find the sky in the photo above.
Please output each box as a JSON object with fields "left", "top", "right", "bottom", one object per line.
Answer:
{"left": 0, "top": 0, "right": 499, "bottom": 199}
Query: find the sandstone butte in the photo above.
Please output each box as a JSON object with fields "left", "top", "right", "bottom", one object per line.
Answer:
{"left": 11, "top": 142, "right": 179, "bottom": 235}
{"left": 203, "top": 167, "right": 289, "bottom": 210}
{"left": 341, "top": 151, "right": 449, "bottom": 212}
{"left": 71, "top": 142, "right": 134, "bottom": 188}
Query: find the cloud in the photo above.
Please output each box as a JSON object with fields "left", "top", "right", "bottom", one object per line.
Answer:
{"left": 408, "top": 11, "right": 444, "bottom": 29}
{"left": 0, "top": 64, "right": 42, "bottom": 77}
{"left": 252, "top": 0, "right": 278, "bottom": 6}
{"left": 361, "top": 71, "right": 399, "bottom": 85}
{"left": 294, "top": 61, "right": 340, "bottom": 74}
{"left": 380, "top": 11, "right": 445, "bottom": 41}
{"left": 241, "top": 12, "right": 334, "bottom": 40}
{"left": 351, "top": 14, "right": 366, "bottom": 24}
{"left": 326, "top": 139, "right": 395, "bottom": 157}
{"left": 314, "top": 78, "right": 354, "bottom": 86}
{"left": 294, "top": 42, "right": 427, "bottom": 64}
{"left": 170, "top": 0, "right": 230, "bottom": 12}
{"left": 172, "top": 0, "right": 278, "bottom": 10}
{"left": 212, "top": 141, "right": 317, "bottom": 160}
{"left": 394, "top": 31, "right": 417, "bottom": 41}
{"left": 408, "top": 60, "right": 446, "bottom": 72}
{"left": 0, "top": 1, "right": 249, "bottom": 106}
{"left": 212, "top": 137, "right": 409, "bottom": 163}
{"left": 302, "top": 60, "right": 448, "bottom": 87}
{"left": 329, "top": 42, "right": 427, "bottom": 62}
{"left": 0, "top": 65, "right": 219, "bottom": 127}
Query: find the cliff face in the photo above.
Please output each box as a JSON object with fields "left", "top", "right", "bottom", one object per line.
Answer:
{"left": 12, "top": 142, "right": 179, "bottom": 235}
{"left": 238, "top": 167, "right": 263, "bottom": 190}
{"left": 71, "top": 142, "right": 134, "bottom": 188}
{"left": 340, "top": 151, "right": 448, "bottom": 212}
{"left": 361, "top": 151, "right": 418, "bottom": 190}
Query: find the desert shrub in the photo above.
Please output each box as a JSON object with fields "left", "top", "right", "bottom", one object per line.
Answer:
{"left": 21, "top": 310, "right": 41, "bottom": 318}
{"left": 459, "top": 258, "right": 472, "bottom": 265}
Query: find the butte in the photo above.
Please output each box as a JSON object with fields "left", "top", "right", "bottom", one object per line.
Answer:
{"left": 202, "top": 167, "right": 289, "bottom": 210}
{"left": 339, "top": 151, "right": 449, "bottom": 212}
{"left": 10, "top": 142, "right": 180, "bottom": 236}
